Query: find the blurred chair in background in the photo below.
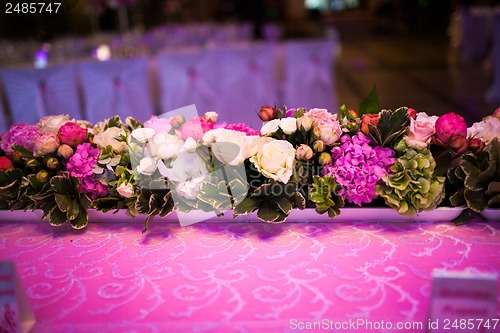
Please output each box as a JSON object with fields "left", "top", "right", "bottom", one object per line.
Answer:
{"left": 79, "top": 57, "right": 154, "bottom": 123}
{"left": 0, "top": 64, "right": 82, "bottom": 125}
{"left": 282, "top": 38, "right": 339, "bottom": 114}
{"left": 486, "top": 12, "right": 500, "bottom": 103}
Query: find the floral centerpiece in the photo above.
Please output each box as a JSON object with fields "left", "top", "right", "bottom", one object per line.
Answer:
{"left": 0, "top": 87, "right": 499, "bottom": 231}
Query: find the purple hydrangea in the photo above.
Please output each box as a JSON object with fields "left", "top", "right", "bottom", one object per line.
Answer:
{"left": 322, "top": 132, "right": 395, "bottom": 206}
{"left": 0, "top": 124, "right": 40, "bottom": 156}
{"left": 65, "top": 143, "right": 108, "bottom": 200}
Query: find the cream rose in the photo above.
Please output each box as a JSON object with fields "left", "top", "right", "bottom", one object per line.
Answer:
{"left": 38, "top": 114, "right": 70, "bottom": 134}
{"left": 203, "top": 128, "right": 259, "bottom": 165}
{"left": 137, "top": 157, "right": 157, "bottom": 175}
{"left": 93, "top": 127, "right": 128, "bottom": 153}
{"left": 130, "top": 128, "right": 155, "bottom": 144}
{"left": 468, "top": 116, "right": 500, "bottom": 145}
{"left": 149, "top": 132, "right": 184, "bottom": 160}
{"left": 117, "top": 182, "right": 134, "bottom": 198}
{"left": 280, "top": 117, "right": 297, "bottom": 134}
{"left": 260, "top": 119, "right": 280, "bottom": 136}
{"left": 404, "top": 112, "right": 438, "bottom": 149}
{"left": 250, "top": 138, "right": 296, "bottom": 183}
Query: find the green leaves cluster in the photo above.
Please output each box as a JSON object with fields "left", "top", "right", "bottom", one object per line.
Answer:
{"left": 447, "top": 138, "right": 500, "bottom": 212}
{"left": 234, "top": 181, "right": 305, "bottom": 222}
{"left": 309, "top": 175, "right": 345, "bottom": 218}
{"left": 367, "top": 107, "right": 410, "bottom": 148}
{"left": 135, "top": 179, "right": 175, "bottom": 232}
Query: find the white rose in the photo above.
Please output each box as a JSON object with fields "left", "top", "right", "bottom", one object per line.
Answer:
{"left": 149, "top": 132, "right": 184, "bottom": 160}
{"left": 136, "top": 157, "right": 157, "bottom": 176}
{"left": 250, "top": 138, "right": 296, "bottom": 183}
{"left": 38, "top": 114, "right": 70, "bottom": 134}
{"left": 468, "top": 116, "right": 500, "bottom": 144}
{"left": 182, "top": 137, "right": 198, "bottom": 153}
{"left": 260, "top": 119, "right": 280, "bottom": 136}
{"left": 162, "top": 152, "right": 209, "bottom": 199}
{"left": 93, "top": 127, "right": 128, "bottom": 153}
{"left": 280, "top": 117, "right": 297, "bottom": 134}
{"left": 203, "top": 128, "right": 259, "bottom": 165}
{"left": 117, "top": 182, "right": 134, "bottom": 198}
{"left": 130, "top": 128, "right": 155, "bottom": 144}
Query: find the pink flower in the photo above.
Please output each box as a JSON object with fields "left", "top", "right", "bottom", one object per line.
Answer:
{"left": 0, "top": 156, "right": 14, "bottom": 171}
{"left": 305, "top": 108, "right": 336, "bottom": 125}
{"left": 34, "top": 132, "right": 60, "bottom": 156}
{"left": 313, "top": 118, "right": 342, "bottom": 145}
{"left": 360, "top": 114, "right": 380, "bottom": 135}
{"left": 407, "top": 108, "right": 417, "bottom": 119}
{"left": 144, "top": 116, "right": 172, "bottom": 134}
{"left": 258, "top": 105, "right": 276, "bottom": 121}
{"left": 58, "top": 122, "right": 88, "bottom": 148}
{"left": 65, "top": 143, "right": 108, "bottom": 200}
{"left": 220, "top": 123, "right": 261, "bottom": 136}
{"left": 434, "top": 112, "right": 467, "bottom": 146}
{"left": 178, "top": 117, "right": 214, "bottom": 141}
{"left": 0, "top": 124, "right": 40, "bottom": 156}
{"left": 296, "top": 144, "right": 313, "bottom": 161}
{"left": 404, "top": 112, "right": 439, "bottom": 149}
{"left": 493, "top": 108, "right": 500, "bottom": 119}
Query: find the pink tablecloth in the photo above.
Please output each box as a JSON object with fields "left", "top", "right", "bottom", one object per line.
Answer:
{"left": 0, "top": 220, "right": 499, "bottom": 333}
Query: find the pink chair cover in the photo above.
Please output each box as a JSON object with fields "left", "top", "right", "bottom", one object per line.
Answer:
{"left": 215, "top": 43, "right": 280, "bottom": 128}
{"left": 282, "top": 38, "right": 338, "bottom": 114}
{"left": 156, "top": 49, "right": 219, "bottom": 115}
{"left": 0, "top": 64, "right": 81, "bottom": 125}
{"left": 79, "top": 57, "right": 154, "bottom": 123}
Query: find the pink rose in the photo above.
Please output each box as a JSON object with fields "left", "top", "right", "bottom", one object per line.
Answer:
{"left": 144, "top": 116, "right": 172, "bottom": 134}
{"left": 360, "top": 114, "right": 380, "bottom": 135}
{"left": 313, "top": 118, "right": 342, "bottom": 145}
{"left": 435, "top": 112, "right": 467, "bottom": 147}
{"left": 296, "top": 144, "right": 314, "bottom": 161}
{"left": 493, "top": 108, "right": 500, "bottom": 119}
{"left": 405, "top": 112, "right": 438, "bottom": 149}
{"left": 57, "top": 122, "right": 88, "bottom": 148}
{"left": 0, "top": 156, "right": 14, "bottom": 171}
{"left": 34, "top": 132, "right": 60, "bottom": 156}
{"left": 178, "top": 117, "right": 214, "bottom": 141}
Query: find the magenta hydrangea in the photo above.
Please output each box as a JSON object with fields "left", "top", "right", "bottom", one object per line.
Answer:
{"left": 0, "top": 124, "right": 40, "bottom": 156}
{"left": 322, "top": 132, "right": 396, "bottom": 206}
{"left": 65, "top": 143, "right": 108, "bottom": 200}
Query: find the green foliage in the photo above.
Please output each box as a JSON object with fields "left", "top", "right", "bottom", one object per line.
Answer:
{"left": 309, "top": 176, "right": 345, "bottom": 218}
{"left": 447, "top": 138, "right": 500, "bottom": 212}
{"left": 368, "top": 107, "right": 410, "bottom": 148}
{"left": 233, "top": 181, "right": 305, "bottom": 223}
{"left": 135, "top": 179, "right": 174, "bottom": 232}
{"left": 49, "top": 175, "right": 91, "bottom": 229}
{"left": 358, "top": 84, "right": 380, "bottom": 116}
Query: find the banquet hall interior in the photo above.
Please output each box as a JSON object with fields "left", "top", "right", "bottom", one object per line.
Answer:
{"left": 0, "top": 1, "right": 499, "bottom": 333}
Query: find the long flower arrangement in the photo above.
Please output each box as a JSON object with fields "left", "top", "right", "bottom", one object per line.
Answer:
{"left": 0, "top": 87, "right": 499, "bottom": 231}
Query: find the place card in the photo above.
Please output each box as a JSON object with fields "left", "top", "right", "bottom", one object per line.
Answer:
{"left": 0, "top": 261, "right": 35, "bottom": 333}
{"left": 427, "top": 270, "right": 498, "bottom": 333}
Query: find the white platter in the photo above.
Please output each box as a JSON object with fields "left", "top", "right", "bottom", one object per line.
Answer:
{"left": 0, "top": 207, "right": 466, "bottom": 224}
{"left": 481, "top": 209, "right": 499, "bottom": 221}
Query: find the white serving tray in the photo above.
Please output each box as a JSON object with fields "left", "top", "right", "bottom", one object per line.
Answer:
{"left": 0, "top": 207, "right": 466, "bottom": 224}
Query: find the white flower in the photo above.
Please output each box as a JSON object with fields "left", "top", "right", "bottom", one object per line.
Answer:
{"left": 93, "top": 127, "right": 128, "bottom": 153}
{"left": 130, "top": 128, "right": 155, "bottom": 143}
{"left": 260, "top": 119, "right": 280, "bottom": 136}
{"left": 136, "top": 157, "right": 157, "bottom": 176}
{"left": 162, "top": 152, "right": 209, "bottom": 199}
{"left": 117, "top": 182, "right": 134, "bottom": 198}
{"left": 468, "top": 116, "right": 500, "bottom": 145}
{"left": 280, "top": 117, "right": 297, "bottom": 134}
{"left": 182, "top": 137, "right": 198, "bottom": 153}
{"left": 250, "top": 138, "right": 296, "bottom": 183}
{"left": 204, "top": 111, "right": 218, "bottom": 123}
{"left": 149, "top": 132, "right": 184, "bottom": 160}
{"left": 38, "top": 114, "right": 70, "bottom": 134}
{"left": 203, "top": 128, "right": 259, "bottom": 165}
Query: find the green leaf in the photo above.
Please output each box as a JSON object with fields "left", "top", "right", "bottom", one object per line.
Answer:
{"left": 464, "top": 189, "right": 486, "bottom": 212}
{"left": 234, "top": 197, "right": 259, "bottom": 215}
{"left": 451, "top": 208, "right": 474, "bottom": 226}
{"left": 55, "top": 194, "right": 72, "bottom": 212}
{"left": 274, "top": 197, "right": 293, "bottom": 214}
{"left": 358, "top": 84, "right": 379, "bottom": 116}
{"left": 49, "top": 207, "right": 67, "bottom": 226}
{"left": 376, "top": 107, "right": 410, "bottom": 147}
{"left": 256, "top": 201, "right": 280, "bottom": 222}
{"left": 71, "top": 209, "right": 88, "bottom": 229}
{"left": 50, "top": 176, "right": 74, "bottom": 195}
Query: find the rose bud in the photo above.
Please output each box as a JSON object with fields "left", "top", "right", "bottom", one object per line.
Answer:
{"left": 58, "top": 122, "right": 88, "bottom": 148}
{"left": 468, "top": 137, "right": 485, "bottom": 154}
{"left": 407, "top": 108, "right": 417, "bottom": 119}
{"left": 36, "top": 170, "right": 50, "bottom": 183}
{"left": 57, "top": 144, "right": 74, "bottom": 160}
{"left": 347, "top": 109, "right": 358, "bottom": 120}
{"left": 258, "top": 105, "right": 276, "bottom": 121}
{"left": 170, "top": 114, "right": 185, "bottom": 129}
{"left": 204, "top": 111, "right": 218, "bottom": 123}
{"left": 360, "top": 114, "right": 380, "bottom": 135}
{"left": 312, "top": 140, "right": 325, "bottom": 153}
{"left": 296, "top": 144, "right": 314, "bottom": 161}
{"left": 11, "top": 150, "right": 22, "bottom": 163}
{"left": 0, "top": 156, "right": 14, "bottom": 171}
{"left": 297, "top": 115, "right": 313, "bottom": 131}
{"left": 46, "top": 157, "right": 59, "bottom": 169}
{"left": 26, "top": 159, "right": 40, "bottom": 168}
{"left": 434, "top": 112, "right": 467, "bottom": 147}
{"left": 493, "top": 108, "right": 500, "bottom": 119}
{"left": 318, "top": 152, "right": 332, "bottom": 166}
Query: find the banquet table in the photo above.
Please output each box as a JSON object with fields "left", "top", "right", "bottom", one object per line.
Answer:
{"left": 0, "top": 217, "right": 499, "bottom": 333}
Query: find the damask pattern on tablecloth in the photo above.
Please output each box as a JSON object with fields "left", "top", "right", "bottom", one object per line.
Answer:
{"left": 0, "top": 221, "right": 499, "bottom": 333}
